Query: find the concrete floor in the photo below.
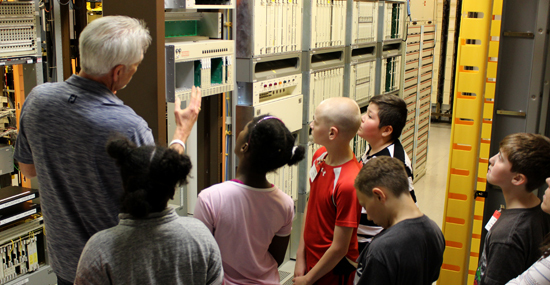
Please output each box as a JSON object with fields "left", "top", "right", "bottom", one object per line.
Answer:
{"left": 415, "top": 122, "right": 452, "bottom": 229}
{"left": 414, "top": 122, "right": 452, "bottom": 285}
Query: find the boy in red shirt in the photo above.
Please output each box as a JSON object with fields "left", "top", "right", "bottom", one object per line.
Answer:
{"left": 294, "top": 97, "right": 362, "bottom": 285}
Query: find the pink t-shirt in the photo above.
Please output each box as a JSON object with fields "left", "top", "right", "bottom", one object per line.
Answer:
{"left": 194, "top": 181, "right": 294, "bottom": 285}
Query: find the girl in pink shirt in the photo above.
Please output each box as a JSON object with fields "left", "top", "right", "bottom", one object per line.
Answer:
{"left": 194, "top": 115, "right": 305, "bottom": 285}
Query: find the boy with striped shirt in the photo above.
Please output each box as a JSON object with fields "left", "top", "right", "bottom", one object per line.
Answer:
{"left": 356, "top": 95, "right": 416, "bottom": 253}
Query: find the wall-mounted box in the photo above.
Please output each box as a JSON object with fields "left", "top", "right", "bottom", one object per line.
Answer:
{"left": 349, "top": 44, "right": 377, "bottom": 106}
{"left": 0, "top": 1, "right": 40, "bottom": 59}
{"left": 302, "top": 48, "right": 346, "bottom": 123}
{"left": 237, "top": 0, "right": 303, "bottom": 57}
{"left": 165, "top": 12, "right": 223, "bottom": 39}
{"left": 165, "top": 40, "right": 234, "bottom": 102}
{"left": 382, "top": 0, "right": 406, "bottom": 42}
{"left": 236, "top": 94, "right": 304, "bottom": 134}
{"left": 351, "top": 0, "right": 378, "bottom": 45}
{"left": 379, "top": 42, "right": 403, "bottom": 94}
{"left": 350, "top": 60, "right": 376, "bottom": 105}
{"left": 237, "top": 74, "right": 302, "bottom": 106}
{"left": 237, "top": 54, "right": 303, "bottom": 129}
{"left": 0, "top": 216, "right": 51, "bottom": 283}
{"left": 409, "top": 0, "right": 435, "bottom": 22}
{"left": 303, "top": 0, "right": 346, "bottom": 50}
{"left": 306, "top": 66, "right": 345, "bottom": 123}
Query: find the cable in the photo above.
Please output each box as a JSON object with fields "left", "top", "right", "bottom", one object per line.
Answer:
{"left": 71, "top": 0, "right": 84, "bottom": 10}
{"left": 39, "top": 0, "right": 50, "bottom": 12}
{"left": 0, "top": 129, "right": 17, "bottom": 138}
{"left": 402, "top": 0, "right": 411, "bottom": 43}
{"left": 57, "top": 0, "right": 71, "bottom": 5}
{"left": 403, "top": 17, "right": 409, "bottom": 43}
{"left": 225, "top": 93, "right": 231, "bottom": 181}
{"left": 11, "top": 145, "right": 20, "bottom": 172}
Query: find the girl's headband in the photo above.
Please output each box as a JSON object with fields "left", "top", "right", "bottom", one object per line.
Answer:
{"left": 247, "top": 116, "right": 283, "bottom": 145}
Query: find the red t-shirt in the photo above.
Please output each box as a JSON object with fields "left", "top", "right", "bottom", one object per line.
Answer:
{"left": 304, "top": 147, "right": 362, "bottom": 271}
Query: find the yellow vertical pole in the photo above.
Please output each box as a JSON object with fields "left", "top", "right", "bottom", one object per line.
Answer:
{"left": 12, "top": 64, "right": 32, "bottom": 188}
{"left": 465, "top": 0, "right": 503, "bottom": 283}
{"left": 438, "top": 1, "right": 494, "bottom": 284}
{"left": 13, "top": 65, "right": 24, "bottom": 131}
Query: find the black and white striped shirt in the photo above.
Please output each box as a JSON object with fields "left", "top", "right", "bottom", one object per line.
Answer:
{"left": 358, "top": 139, "right": 416, "bottom": 246}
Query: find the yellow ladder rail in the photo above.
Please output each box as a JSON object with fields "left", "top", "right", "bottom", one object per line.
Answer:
{"left": 465, "top": 0, "right": 503, "bottom": 283}
{"left": 438, "top": 0, "right": 496, "bottom": 284}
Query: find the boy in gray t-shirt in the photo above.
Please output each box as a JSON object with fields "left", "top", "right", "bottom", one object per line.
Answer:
{"left": 353, "top": 157, "right": 445, "bottom": 285}
{"left": 474, "top": 133, "right": 550, "bottom": 285}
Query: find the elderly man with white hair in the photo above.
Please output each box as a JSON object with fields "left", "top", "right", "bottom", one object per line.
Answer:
{"left": 14, "top": 16, "right": 201, "bottom": 284}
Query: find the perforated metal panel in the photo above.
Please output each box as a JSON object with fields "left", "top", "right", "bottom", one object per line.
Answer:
{"left": 0, "top": 1, "right": 38, "bottom": 58}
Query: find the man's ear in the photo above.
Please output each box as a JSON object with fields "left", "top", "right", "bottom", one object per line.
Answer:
{"left": 381, "top": 125, "right": 393, "bottom": 138}
{"left": 328, "top": 126, "right": 339, "bottom": 140}
{"left": 112, "top": 64, "right": 125, "bottom": 82}
{"left": 512, "top": 173, "right": 527, "bottom": 186}
{"left": 372, "top": 187, "right": 387, "bottom": 204}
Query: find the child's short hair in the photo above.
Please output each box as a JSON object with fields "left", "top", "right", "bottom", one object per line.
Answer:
{"left": 369, "top": 95, "right": 407, "bottom": 141}
{"left": 499, "top": 133, "right": 550, "bottom": 192}
{"left": 354, "top": 156, "right": 409, "bottom": 197}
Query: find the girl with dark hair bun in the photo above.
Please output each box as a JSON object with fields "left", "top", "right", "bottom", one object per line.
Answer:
{"left": 75, "top": 137, "right": 223, "bottom": 285}
{"left": 194, "top": 115, "right": 306, "bottom": 285}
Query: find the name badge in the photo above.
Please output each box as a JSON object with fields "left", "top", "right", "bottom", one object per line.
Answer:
{"left": 310, "top": 161, "right": 321, "bottom": 182}
{"left": 310, "top": 153, "right": 327, "bottom": 182}
{"left": 485, "top": 210, "right": 501, "bottom": 231}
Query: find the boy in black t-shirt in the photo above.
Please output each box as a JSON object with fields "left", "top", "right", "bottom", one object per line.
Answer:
{"left": 353, "top": 156, "right": 445, "bottom": 285}
{"left": 356, "top": 94, "right": 416, "bottom": 252}
{"left": 475, "top": 133, "right": 550, "bottom": 285}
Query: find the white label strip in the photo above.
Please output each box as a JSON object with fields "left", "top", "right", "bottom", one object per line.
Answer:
{"left": 0, "top": 194, "right": 36, "bottom": 210}
{"left": 0, "top": 191, "right": 31, "bottom": 203}
{"left": 0, "top": 209, "right": 37, "bottom": 225}
{"left": 13, "top": 278, "right": 29, "bottom": 285}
